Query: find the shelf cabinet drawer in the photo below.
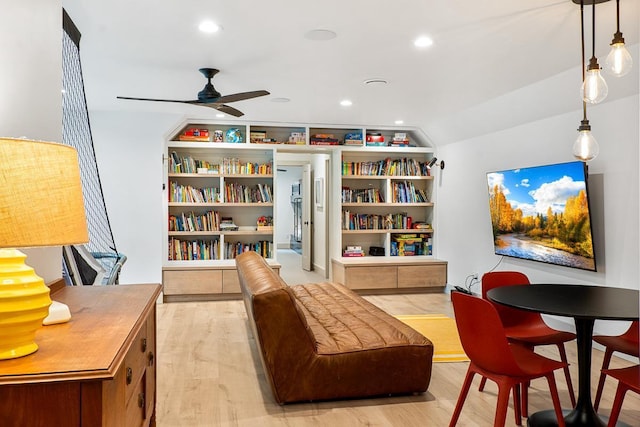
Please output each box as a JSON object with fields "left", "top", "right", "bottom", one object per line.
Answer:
{"left": 345, "top": 266, "right": 397, "bottom": 289}
{"left": 163, "top": 270, "right": 223, "bottom": 295}
{"left": 222, "top": 270, "right": 241, "bottom": 294}
{"left": 397, "top": 264, "right": 447, "bottom": 288}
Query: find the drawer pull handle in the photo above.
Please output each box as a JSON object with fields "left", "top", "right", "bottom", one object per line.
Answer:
{"left": 126, "top": 367, "right": 133, "bottom": 385}
{"left": 148, "top": 351, "right": 155, "bottom": 366}
{"left": 141, "top": 337, "right": 147, "bottom": 353}
{"left": 138, "top": 392, "right": 145, "bottom": 408}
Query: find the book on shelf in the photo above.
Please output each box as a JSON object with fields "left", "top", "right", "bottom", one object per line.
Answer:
{"left": 343, "top": 245, "right": 365, "bottom": 257}
{"left": 220, "top": 217, "right": 239, "bottom": 231}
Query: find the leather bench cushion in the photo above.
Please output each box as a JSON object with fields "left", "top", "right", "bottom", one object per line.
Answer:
{"left": 288, "top": 282, "right": 432, "bottom": 354}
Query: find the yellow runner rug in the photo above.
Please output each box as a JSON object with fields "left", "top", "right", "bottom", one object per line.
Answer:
{"left": 395, "top": 314, "right": 469, "bottom": 363}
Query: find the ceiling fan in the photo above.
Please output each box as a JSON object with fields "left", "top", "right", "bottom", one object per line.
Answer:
{"left": 117, "top": 68, "right": 270, "bottom": 117}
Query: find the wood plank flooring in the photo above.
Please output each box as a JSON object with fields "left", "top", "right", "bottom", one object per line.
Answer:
{"left": 155, "top": 292, "right": 640, "bottom": 426}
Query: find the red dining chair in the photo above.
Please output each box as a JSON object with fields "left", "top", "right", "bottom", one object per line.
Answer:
{"left": 479, "top": 271, "right": 576, "bottom": 408}
{"left": 450, "top": 291, "right": 566, "bottom": 427}
{"left": 593, "top": 320, "right": 639, "bottom": 412}
{"left": 601, "top": 364, "right": 640, "bottom": 427}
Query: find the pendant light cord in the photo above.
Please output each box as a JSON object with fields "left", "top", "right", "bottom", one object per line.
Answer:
{"left": 616, "top": 0, "right": 620, "bottom": 33}
{"left": 581, "top": 1, "right": 587, "bottom": 121}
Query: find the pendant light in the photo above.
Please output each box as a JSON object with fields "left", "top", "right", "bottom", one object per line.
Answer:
{"left": 604, "top": 0, "right": 633, "bottom": 76}
{"left": 580, "top": 1, "right": 608, "bottom": 104}
{"left": 574, "top": 0, "right": 599, "bottom": 161}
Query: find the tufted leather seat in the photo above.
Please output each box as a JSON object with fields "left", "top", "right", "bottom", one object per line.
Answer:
{"left": 236, "top": 251, "right": 433, "bottom": 404}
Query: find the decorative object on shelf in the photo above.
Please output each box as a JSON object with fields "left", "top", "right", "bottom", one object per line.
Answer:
{"left": 427, "top": 157, "right": 445, "bottom": 170}
{"left": 257, "top": 216, "right": 273, "bottom": 231}
{"left": 0, "top": 138, "right": 89, "bottom": 359}
{"left": 178, "top": 127, "right": 210, "bottom": 142}
{"left": 225, "top": 127, "right": 243, "bottom": 143}
{"left": 117, "top": 67, "right": 270, "bottom": 117}
{"left": 604, "top": 0, "right": 632, "bottom": 77}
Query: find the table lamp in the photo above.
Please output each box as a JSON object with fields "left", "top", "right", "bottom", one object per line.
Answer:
{"left": 0, "top": 138, "right": 88, "bottom": 359}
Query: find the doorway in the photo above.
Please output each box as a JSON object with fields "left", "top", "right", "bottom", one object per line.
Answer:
{"left": 275, "top": 152, "right": 330, "bottom": 283}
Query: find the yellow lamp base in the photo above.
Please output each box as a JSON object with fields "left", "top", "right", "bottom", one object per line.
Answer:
{"left": 0, "top": 249, "right": 52, "bottom": 360}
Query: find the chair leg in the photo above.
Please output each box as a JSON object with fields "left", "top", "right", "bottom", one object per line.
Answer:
{"left": 449, "top": 368, "right": 476, "bottom": 427}
{"left": 494, "top": 382, "right": 513, "bottom": 427}
{"left": 557, "top": 343, "right": 576, "bottom": 407}
{"left": 607, "top": 382, "right": 628, "bottom": 427}
{"left": 594, "top": 348, "right": 614, "bottom": 412}
{"left": 479, "top": 376, "right": 488, "bottom": 391}
{"left": 521, "top": 380, "right": 529, "bottom": 418}
{"left": 545, "top": 373, "right": 566, "bottom": 427}
{"left": 512, "top": 384, "right": 522, "bottom": 426}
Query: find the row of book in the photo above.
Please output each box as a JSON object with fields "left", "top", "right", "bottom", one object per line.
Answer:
{"left": 168, "top": 238, "right": 220, "bottom": 260}
{"left": 169, "top": 152, "right": 216, "bottom": 173}
{"left": 168, "top": 238, "right": 273, "bottom": 260}
{"left": 224, "top": 241, "right": 273, "bottom": 259}
{"left": 342, "top": 157, "right": 430, "bottom": 177}
{"left": 391, "top": 181, "right": 430, "bottom": 203}
{"left": 169, "top": 182, "right": 220, "bottom": 203}
{"left": 169, "top": 152, "right": 272, "bottom": 175}
{"left": 341, "top": 187, "right": 383, "bottom": 203}
{"left": 169, "top": 210, "right": 221, "bottom": 232}
{"left": 225, "top": 183, "right": 272, "bottom": 203}
{"left": 342, "top": 211, "right": 415, "bottom": 230}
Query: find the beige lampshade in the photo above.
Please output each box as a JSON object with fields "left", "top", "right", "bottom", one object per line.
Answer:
{"left": 0, "top": 138, "right": 89, "bottom": 248}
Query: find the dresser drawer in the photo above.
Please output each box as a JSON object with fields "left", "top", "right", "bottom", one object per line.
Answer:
{"left": 124, "top": 321, "right": 149, "bottom": 405}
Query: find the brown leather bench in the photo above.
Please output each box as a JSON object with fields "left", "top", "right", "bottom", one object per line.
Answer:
{"left": 236, "top": 251, "right": 433, "bottom": 404}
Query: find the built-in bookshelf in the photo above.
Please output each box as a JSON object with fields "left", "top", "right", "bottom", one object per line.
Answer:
{"left": 164, "top": 120, "right": 446, "bottom": 299}
{"left": 339, "top": 148, "right": 435, "bottom": 259}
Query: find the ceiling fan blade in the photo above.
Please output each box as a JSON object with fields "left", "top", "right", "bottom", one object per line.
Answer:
{"left": 117, "top": 96, "right": 199, "bottom": 103}
{"left": 214, "top": 104, "right": 245, "bottom": 117}
{"left": 214, "top": 90, "right": 270, "bottom": 104}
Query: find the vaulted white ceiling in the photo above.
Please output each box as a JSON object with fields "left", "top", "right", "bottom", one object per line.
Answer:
{"left": 62, "top": 0, "right": 639, "bottom": 146}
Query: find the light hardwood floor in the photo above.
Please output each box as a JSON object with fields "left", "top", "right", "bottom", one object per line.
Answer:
{"left": 155, "top": 292, "right": 640, "bottom": 426}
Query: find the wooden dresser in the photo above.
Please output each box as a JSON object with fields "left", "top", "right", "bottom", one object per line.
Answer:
{"left": 0, "top": 284, "right": 162, "bottom": 427}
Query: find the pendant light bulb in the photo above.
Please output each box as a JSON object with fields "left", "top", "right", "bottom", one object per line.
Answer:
{"left": 605, "top": 36, "right": 633, "bottom": 77}
{"left": 573, "top": 120, "right": 599, "bottom": 162}
{"left": 581, "top": 60, "right": 608, "bottom": 104}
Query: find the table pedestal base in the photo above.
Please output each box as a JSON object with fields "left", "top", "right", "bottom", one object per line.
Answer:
{"left": 527, "top": 409, "right": 630, "bottom": 427}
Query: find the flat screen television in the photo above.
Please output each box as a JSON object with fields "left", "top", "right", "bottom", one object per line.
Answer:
{"left": 486, "top": 161, "right": 596, "bottom": 271}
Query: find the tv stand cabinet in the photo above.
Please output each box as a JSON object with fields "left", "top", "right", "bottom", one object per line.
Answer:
{"left": 0, "top": 284, "right": 162, "bottom": 427}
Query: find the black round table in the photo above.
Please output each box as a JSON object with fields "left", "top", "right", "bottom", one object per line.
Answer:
{"left": 488, "top": 284, "right": 639, "bottom": 427}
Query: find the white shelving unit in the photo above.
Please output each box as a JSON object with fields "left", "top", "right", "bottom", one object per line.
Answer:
{"left": 162, "top": 120, "right": 446, "bottom": 299}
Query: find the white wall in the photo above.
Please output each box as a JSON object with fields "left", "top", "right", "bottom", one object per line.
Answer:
{"left": 438, "top": 94, "right": 639, "bottom": 334}
{"left": 2, "top": 1, "right": 63, "bottom": 283}
{"left": 89, "top": 110, "right": 181, "bottom": 284}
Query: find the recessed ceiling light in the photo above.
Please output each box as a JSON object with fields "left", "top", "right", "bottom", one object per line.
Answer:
{"left": 340, "top": 99, "right": 353, "bottom": 107}
{"left": 304, "top": 29, "right": 337, "bottom": 41}
{"left": 271, "top": 97, "right": 291, "bottom": 103}
{"left": 199, "top": 21, "right": 222, "bottom": 33}
{"left": 414, "top": 36, "right": 434, "bottom": 48}
{"left": 216, "top": 113, "right": 225, "bottom": 118}
{"left": 395, "top": 120, "right": 404, "bottom": 125}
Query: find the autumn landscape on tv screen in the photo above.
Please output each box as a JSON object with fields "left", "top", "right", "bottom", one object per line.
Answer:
{"left": 487, "top": 161, "right": 596, "bottom": 271}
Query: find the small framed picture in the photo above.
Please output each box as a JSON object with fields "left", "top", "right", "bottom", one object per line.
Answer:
{"left": 315, "top": 177, "right": 324, "bottom": 208}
